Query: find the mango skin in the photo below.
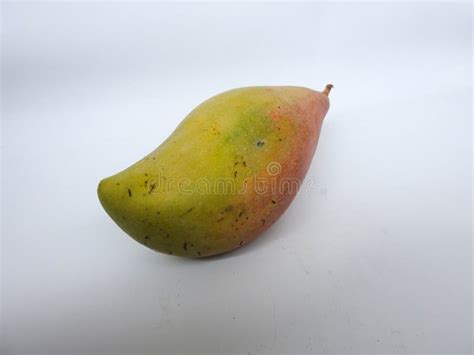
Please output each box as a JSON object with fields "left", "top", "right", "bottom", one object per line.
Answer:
{"left": 98, "top": 86, "right": 330, "bottom": 257}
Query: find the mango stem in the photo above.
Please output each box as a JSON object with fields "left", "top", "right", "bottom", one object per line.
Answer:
{"left": 322, "top": 84, "right": 334, "bottom": 97}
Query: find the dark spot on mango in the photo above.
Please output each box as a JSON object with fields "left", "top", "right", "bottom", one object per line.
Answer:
{"left": 256, "top": 141, "right": 265, "bottom": 147}
{"left": 148, "top": 181, "right": 157, "bottom": 194}
{"left": 240, "top": 240, "right": 244, "bottom": 246}
{"left": 116, "top": 182, "right": 120, "bottom": 186}
{"left": 128, "top": 189, "right": 132, "bottom": 197}
{"left": 180, "top": 207, "right": 195, "bottom": 217}
{"left": 183, "top": 242, "right": 187, "bottom": 251}
{"left": 217, "top": 217, "right": 225, "bottom": 222}
{"left": 234, "top": 171, "right": 238, "bottom": 178}
{"left": 262, "top": 219, "right": 266, "bottom": 226}
{"left": 243, "top": 161, "right": 247, "bottom": 167}
{"left": 272, "top": 200, "right": 276, "bottom": 204}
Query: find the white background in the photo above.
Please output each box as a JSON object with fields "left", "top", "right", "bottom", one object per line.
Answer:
{"left": 2, "top": 2, "right": 472, "bottom": 355}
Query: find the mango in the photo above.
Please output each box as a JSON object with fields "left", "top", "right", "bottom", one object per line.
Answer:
{"left": 98, "top": 85, "right": 332, "bottom": 257}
